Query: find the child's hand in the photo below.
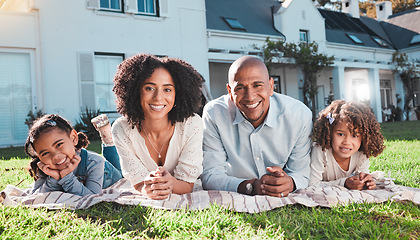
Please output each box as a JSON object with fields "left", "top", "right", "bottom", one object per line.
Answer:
{"left": 344, "top": 175, "right": 365, "bottom": 190}
{"left": 37, "top": 162, "right": 61, "bottom": 180}
{"left": 359, "top": 172, "right": 376, "bottom": 190}
{"left": 59, "top": 154, "right": 81, "bottom": 179}
{"left": 142, "top": 167, "right": 173, "bottom": 200}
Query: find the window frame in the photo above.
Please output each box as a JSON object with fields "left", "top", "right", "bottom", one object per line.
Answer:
{"left": 222, "top": 17, "right": 246, "bottom": 31}
{"left": 99, "top": 0, "right": 124, "bottom": 13}
{"left": 137, "top": 0, "right": 157, "bottom": 16}
{"left": 346, "top": 34, "right": 364, "bottom": 44}
{"left": 299, "top": 30, "right": 309, "bottom": 43}
{"left": 93, "top": 52, "right": 125, "bottom": 113}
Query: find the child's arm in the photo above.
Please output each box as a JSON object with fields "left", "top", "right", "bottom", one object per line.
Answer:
{"left": 58, "top": 153, "right": 104, "bottom": 196}
{"left": 31, "top": 176, "right": 62, "bottom": 194}
{"left": 309, "top": 145, "right": 327, "bottom": 186}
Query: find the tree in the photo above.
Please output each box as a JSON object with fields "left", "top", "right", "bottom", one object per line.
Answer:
{"left": 314, "top": 0, "right": 420, "bottom": 18}
{"left": 392, "top": 52, "right": 420, "bottom": 120}
{"left": 263, "top": 39, "right": 335, "bottom": 118}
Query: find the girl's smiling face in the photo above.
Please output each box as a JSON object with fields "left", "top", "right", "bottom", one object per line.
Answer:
{"left": 33, "top": 128, "right": 78, "bottom": 171}
{"left": 331, "top": 121, "right": 362, "bottom": 163}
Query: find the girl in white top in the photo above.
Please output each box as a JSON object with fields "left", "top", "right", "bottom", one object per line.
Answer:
{"left": 112, "top": 53, "right": 205, "bottom": 200}
{"left": 310, "top": 100, "right": 385, "bottom": 190}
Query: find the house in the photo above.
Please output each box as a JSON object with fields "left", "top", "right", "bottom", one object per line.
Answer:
{"left": 0, "top": 0, "right": 209, "bottom": 146}
{"left": 1, "top": 0, "right": 419, "bottom": 146}
{"left": 206, "top": 0, "right": 420, "bottom": 123}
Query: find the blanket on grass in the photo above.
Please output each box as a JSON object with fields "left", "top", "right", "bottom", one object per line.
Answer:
{"left": 1, "top": 177, "right": 419, "bottom": 212}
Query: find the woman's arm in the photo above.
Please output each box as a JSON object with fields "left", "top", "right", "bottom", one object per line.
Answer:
{"left": 112, "top": 118, "right": 151, "bottom": 186}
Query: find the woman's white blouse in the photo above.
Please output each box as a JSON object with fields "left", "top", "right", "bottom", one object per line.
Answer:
{"left": 112, "top": 114, "right": 203, "bottom": 186}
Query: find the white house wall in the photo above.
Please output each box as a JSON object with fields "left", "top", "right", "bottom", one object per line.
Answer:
{"left": 273, "top": 0, "right": 327, "bottom": 51}
{"left": 34, "top": 0, "right": 208, "bottom": 122}
{"left": 0, "top": 0, "right": 208, "bottom": 146}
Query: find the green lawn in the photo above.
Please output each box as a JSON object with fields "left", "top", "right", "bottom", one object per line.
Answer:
{"left": 1, "top": 121, "right": 419, "bottom": 239}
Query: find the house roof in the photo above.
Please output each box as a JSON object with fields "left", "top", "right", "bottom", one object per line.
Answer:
{"left": 205, "top": 0, "right": 284, "bottom": 37}
{"left": 381, "top": 8, "right": 420, "bottom": 50}
{"left": 318, "top": 9, "right": 394, "bottom": 49}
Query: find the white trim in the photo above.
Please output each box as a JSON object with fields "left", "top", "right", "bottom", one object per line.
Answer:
{"left": 207, "top": 29, "right": 284, "bottom": 42}
{"left": 326, "top": 42, "right": 395, "bottom": 54}
{"left": 133, "top": 14, "right": 164, "bottom": 21}
{"left": 95, "top": 10, "right": 128, "bottom": 18}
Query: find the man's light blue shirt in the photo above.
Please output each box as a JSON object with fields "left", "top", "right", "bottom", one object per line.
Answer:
{"left": 201, "top": 93, "right": 313, "bottom": 192}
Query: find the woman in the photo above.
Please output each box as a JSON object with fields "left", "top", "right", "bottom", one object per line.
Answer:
{"left": 112, "top": 53, "right": 204, "bottom": 200}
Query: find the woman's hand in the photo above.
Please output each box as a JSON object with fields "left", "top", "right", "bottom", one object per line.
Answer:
{"left": 142, "top": 167, "right": 174, "bottom": 200}
{"left": 59, "top": 155, "right": 81, "bottom": 179}
{"left": 37, "top": 162, "right": 61, "bottom": 180}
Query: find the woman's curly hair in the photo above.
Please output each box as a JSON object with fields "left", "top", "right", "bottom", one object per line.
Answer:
{"left": 312, "top": 100, "right": 385, "bottom": 158}
{"left": 24, "top": 114, "right": 89, "bottom": 180}
{"left": 113, "top": 53, "right": 205, "bottom": 128}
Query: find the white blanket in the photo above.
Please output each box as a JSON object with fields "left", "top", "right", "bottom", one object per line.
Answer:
{"left": 1, "top": 178, "right": 419, "bottom": 212}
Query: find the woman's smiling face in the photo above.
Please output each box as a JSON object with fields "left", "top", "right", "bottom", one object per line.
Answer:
{"left": 140, "top": 67, "right": 176, "bottom": 121}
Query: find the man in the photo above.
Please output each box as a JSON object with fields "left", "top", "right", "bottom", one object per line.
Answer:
{"left": 201, "top": 56, "right": 312, "bottom": 197}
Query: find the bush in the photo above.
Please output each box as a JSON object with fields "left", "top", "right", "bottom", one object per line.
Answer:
{"left": 24, "top": 109, "right": 46, "bottom": 129}
{"left": 73, "top": 107, "right": 101, "bottom": 141}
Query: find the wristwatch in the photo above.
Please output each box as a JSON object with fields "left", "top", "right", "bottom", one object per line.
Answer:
{"left": 245, "top": 182, "right": 253, "bottom": 195}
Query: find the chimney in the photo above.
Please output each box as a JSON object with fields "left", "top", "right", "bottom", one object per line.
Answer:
{"left": 342, "top": 0, "right": 360, "bottom": 18}
{"left": 376, "top": 1, "right": 392, "bottom": 21}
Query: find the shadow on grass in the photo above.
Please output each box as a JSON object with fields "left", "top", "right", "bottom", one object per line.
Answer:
{"left": 380, "top": 120, "right": 420, "bottom": 141}
{"left": 0, "top": 145, "right": 27, "bottom": 160}
{"left": 72, "top": 201, "right": 420, "bottom": 239}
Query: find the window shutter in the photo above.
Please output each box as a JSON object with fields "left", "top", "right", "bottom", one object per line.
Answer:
{"left": 86, "top": 0, "right": 100, "bottom": 10}
{"left": 126, "top": 0, "right": 138, "bottom": 14}
{"left": 159, "top": 0, "right": 169, "bottom": 17}
{"left": 78, "top": 52, "right": 96, "bottom": 110}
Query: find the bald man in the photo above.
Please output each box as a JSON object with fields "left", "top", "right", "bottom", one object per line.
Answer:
{"left": 201, "top": 56, "right": 312, "bottom": 197}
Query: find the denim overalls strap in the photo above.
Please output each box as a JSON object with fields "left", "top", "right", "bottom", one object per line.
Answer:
{"left": 76, "top": 149, "right": 88, "bottom": 184}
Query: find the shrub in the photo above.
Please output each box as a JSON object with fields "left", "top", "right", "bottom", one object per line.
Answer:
{"left": 24, "top": 109, "right": 46, "bottom": 129}
{"left": 73, "top": 107, "right": 101, "bottom": 141}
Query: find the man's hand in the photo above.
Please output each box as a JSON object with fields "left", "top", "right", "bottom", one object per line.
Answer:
{"left": 259, "top": 166, "right": 295, "bottom": 197}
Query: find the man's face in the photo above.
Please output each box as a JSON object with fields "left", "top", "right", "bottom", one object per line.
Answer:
{"left": 227, "top": 63, "right": 274, "bottom": 128}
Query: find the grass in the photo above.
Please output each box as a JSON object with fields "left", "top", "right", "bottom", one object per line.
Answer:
{"left": 0, "top": 121, "right": 419, "bottom": 239}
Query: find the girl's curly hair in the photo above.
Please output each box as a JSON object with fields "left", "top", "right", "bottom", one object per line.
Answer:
{"left": 113, "top": 53, "right": 205, "bottom": 128}
{"left": 24, "top": 114, "right": 89, "bottom": 180}
{"left": 312, "top": 100, "right": 385, "bottom": 158}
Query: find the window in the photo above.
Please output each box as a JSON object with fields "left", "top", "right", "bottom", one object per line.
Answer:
{"left": 410, "top": 35, "right": 420, "bottom": 45}
{"left": 222, "top": 17, "right": 246, "bottom": 31}
{"left": 299, "top": 30, "right": 309, "bottom": 43}
{"left": 272, "top": 76, "right": 281, "bottom": 93}
{"left": 414, "top": 78, "right": 420, "bottom": 107}
{"left": 0, "top": 52, "right": 32, "bottom": 145}
{"left": 347, "top": 34, "right": 363, "bottom": 44}
{"left": 94, "top": 53, "right": 124, "bottom": 112}
{"left": 138, "top": 0, "right": 156, "bottom": 15}
{"left": 372, "top": 37, "right": 388, "bottom": 47}
{"left": 380, "top": 80, "right": 392, "bottom": 109}
{"left": 100, "top": 0, "right": 123, "bottom": 12}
